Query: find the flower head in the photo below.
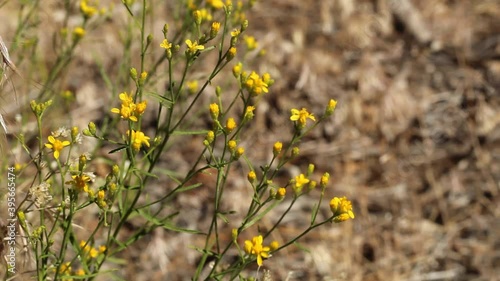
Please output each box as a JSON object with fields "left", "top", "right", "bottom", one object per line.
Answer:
{"left": 244, "top": 235, "right": 271, "bottom": 266}
{"left": 244, "top": 71, "right": 269, "bottom": 96}
{"left": 207, "top": 0, "right": 224, "bottom": 9}
{"left": 45, "top": 136, "right": 70, "bottom": 159}
{"left": 290, "top": 108, "right": 316, "bottom": 129}
{"left": 66, "top": 174, "right": 92, "bottom": 193}
{"left": 127, "top": 130, "right": 151, "bottom": 152}
{"left": 110, "top": 92, "right": 147, "bottom": 122}
{"left": 329, "top": 196, "right": 355, "bottom": 223}
{"left": 185, "top": 39, "right": 204, "bottom": 55}
{"left": 160, "top": 39, "right": 172, "bottom": 50}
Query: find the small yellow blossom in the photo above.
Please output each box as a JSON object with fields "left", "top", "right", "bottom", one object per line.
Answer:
{"left": 245, "top": 71, "right": 269, "bottom": 96}
{"left": 73, "top": 27, "right": 86, "bottom": 39}
{"left": 270, "top": 241, "right": 279, "bottom": 251}
{"left": 99, "top": 245, "right": 107, "bottom": 253}
{"left": 232, "top": 62, "right": 243, "bottom": 78}
{"left": 193, "top": 10, "right": 202, "bottom": 25}
{"left": 160, "top": 39, "right": 172, "bottom": 50}
{"left": 111, "top": 92, "right": 147, "bottom": 122}
{"left": 135, "top": 100, "right": 147, "bottom": 115}
{"left": 127, "top": 130, "right": 151, "bottom": 152}
{"left": 45, "top": 136, "right": 70, "bottom": 159}
{"left": 294, "top": 174, "right": 309, "bottom": 188}
{"left": 320, "top": 172, "right": 330, "bottom": 188}
{"left": 75, "top": 269, "right": 86, "bottom": 276}
{"left": 273, "top": 141, "right": 283, "bottom": 156}
{"left": 290, "top": 108, "right": 315, "bottom": 128}
{"left": 227, "top": 47, "right": 237, "bottom": 61}
{"left": 329, "top": 196, "right": 355, "bottom": 223}
{"left": 247, "top": 171, "right": 256, "bottom": 183}
{"left": 244, "top": 235, "right": 271, "bottom": 266}
{"left": 185, "top": 39, "right": 205, "bottom": 54}
{"left": 205, "top": 130, "right": 215, "bottom": 145}
{"left": 209, "top": 103, "right": 219, "bottom": 120}
{"left": 227, "top": 140, "right": 237, "bottom": 153}
{"left": 326, "top": 99, "right": 337, "bottom": 115}
{"left": 59, "top": 262, "right": 72, "bottom": 275}
{"left": 244, "top": 35, "right": 258, "bottom": 50}
{"left": 207, "top": 0, "right": 224, "bottom": 9}
{"left": 225, "top": 117, "right": 237, "bottom": 133}
{"left": 80, "top": 0, "right": 98, "bottom": 18}
{"left": 276, "top": 187, "right": 286, "bottom": 200}
{"left": 244, "top": 105, "right": 255, "bottom": 121}
{"left": 210, "top": 22, "right": 221, "bottom": 37}
{"left": 66, "top": 174, "right": 91, "bottom": 193}
{"left": 186, "top": 80, "right": 198, "bottom": 94}
{"left": 235, "top": 147, "right": 245, "bottom": 158}
{"left": 231, "top": 29, "right": 241, "bottom": 37}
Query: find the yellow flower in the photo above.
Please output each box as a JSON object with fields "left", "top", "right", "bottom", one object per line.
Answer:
{"left": 235, "top": 147, "right": 244, "bottom": 158}
{"left": 231, "top": 29, "right": 240, "bottom": 37}
{"left": 225, "top": 117, "right": 237, "bottom": 133}
{"left": 59, "top": 262, "right": 72, "bottom": 275}
{"left": 160, "top": 39, "right": 172, "bottom": 50}
{"left": 329, "top": 196, "right": 355, "bottom": 223}
{"left": 209, "top": 103, "right": 219, "bottom": 119}
{"left": 80, "top": 0, "right": 98, "bottom": 18}
{"left": 135, "top": 100, "right": 147, "bottom": 115}
{"left": 320, "top": 172, "right": 330, "bottom": 188}
{"left": 185, "top": 39, "right": 204, "bottom": 54}
{"left": 45, "top": 136, "right": 70, "bottom": 159}
{"left": 227, "top": 140, "right": 237, "bottom": 151}
{"left": 276, "top": 187, "right": 286, "bottom": 200}
{"left": 325, "top": 99, "right": 337, "bottom": 116}
{"left": 290, "top": 108, "right": 315, "bottom": 128}
{"left": 66, "top": 174, "right": 91, "bottom": 193}
{"left": 244, "top": 35, "right": 258, "bottom": 50}
{"left": 227, "top": 47, "right": 237, "bottom": 61}
{"left": 210, "top": 21, "right": 221, "bottom": 37}
{"left": 244, "top": 235, "right": 271, "bottom": 266}
{"left": 247, "top": 171, "right": 256, "bottom": 183}
{"left": 294, "top": 174, "right": 309, "bottom": 188}
{"left": 186, "top": 80, "right": 198, "bottom": 94}
{"left": 127, "top": 130, "right": 151, "bottom": 152}
{"left": 273, "top": 141, "right": 282, "bottom": 156}
{"left": 207, "top": 0, "right": 224, "bottom": 9}
{"left": 99, "top": 245, "right": 107, "bottom": 253}
{"left": 245, "top": 71, "right": 269, "bottom": 96}
{"left": 232, "top": 62, "right": 243, "bottom": 78}
{"left": 270, "top": 241, "right": 279, "bottom": 251}
{"left": 205, "top": 130, "right": 215, "bottom": 144}
{"left": 110, "top": 92, "right": 146, "bottom": 122}
{"left": 244, "top": 105, "right": 255, "bottom": 121}
{"left": 73, "top": 27, "right": 86, "bottom": 39}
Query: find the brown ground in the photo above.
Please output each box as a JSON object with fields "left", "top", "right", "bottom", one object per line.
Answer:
{"left": 1, "top": 0, "right": 499, "bottom": 280}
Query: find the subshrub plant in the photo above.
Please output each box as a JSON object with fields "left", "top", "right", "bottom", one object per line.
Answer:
{"left": 1, "top": 0, "right": 354, "bottom": 280}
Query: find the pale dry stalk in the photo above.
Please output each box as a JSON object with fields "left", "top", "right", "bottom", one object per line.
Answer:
{"left": 0, "top": 35, "right": 20, "bottom": 133}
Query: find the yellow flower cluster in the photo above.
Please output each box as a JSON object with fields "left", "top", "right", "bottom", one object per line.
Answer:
{"left": 111, "top": 92, "right": 147, "bottom": 122}
{"left": 244, "top": 235, "right": 278, "bottom": 266}
{"left": 79, "top": 240, "right": 106, "bottom": 259}
{"left": 330, "top": 196, "right": 355, "bottom": 223}
{"left": 80, "top": 0, "right": 98, "bottom": 18}
{"left": 244, "top": 71, "right": 271, "bottom": 96}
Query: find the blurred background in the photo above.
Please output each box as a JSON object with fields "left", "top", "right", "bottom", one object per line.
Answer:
{"left": 1, "top": 0, "right": 499, "bottom": 280}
